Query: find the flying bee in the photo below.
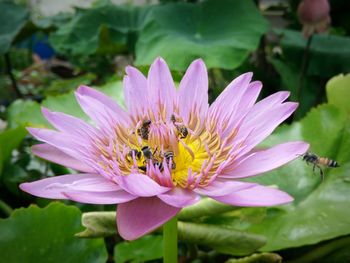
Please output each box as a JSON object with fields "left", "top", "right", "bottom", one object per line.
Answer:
{"left": 171, "top": 114, "right": 188, "bottom": 139}
{"left": 301, "top": 152, "right": 340, "bottom": 179}
{"left": 164, "top": 150, "right": 176, "bottom": 170}
{"left": 126, "top": 149, "right": 142, "bottom": 163}
{"left": 137, "top": 120, "right": 151, "bottom": 140}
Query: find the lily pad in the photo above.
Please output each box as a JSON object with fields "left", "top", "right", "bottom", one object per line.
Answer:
{"left": 0, "top": 126, "right": 27, "bottom": 175}
{"left": 135, "top": 0, "right": 268, "bottom": 70}
{"left": 49, "top": 4, "right": 149, "bottom": 56}
{"left": 0, "top": 2, "right": 29, "bottom": 54}
{"left": 0, "top": 202, "right": 107, "bottom": 263}
{"left": 114, "top": 235, "right": 163, "bottom": 263}
{"left": 326, "top": 73, "right": 350, "bottom": 114}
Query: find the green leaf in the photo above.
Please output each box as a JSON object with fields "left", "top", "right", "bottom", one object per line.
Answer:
{"left": 76, "top": 211, "right": 117, "bottom": 238}
{"left": 0, "top": 202, "right": 107, "bottom": 263}
{"left": 6, "top": 80, "right": 124, "bottom": 128}
{"left": 77, "top": 198, "right": 239, "bottom": 238}
{"left": 0, "top": 2, "right": 29, "bottom": 54}
{"left": 278, "top": 29, "right": 350, "bottom": 78}
{"left": 77, "top": 210, "right": 266, "bottom": 255}
{"left": 114, "top": 235, "right": 163, "bottom": 263}
{"left": 44, "top": 73, "right": 96, "bottom": 96}
{"left": 179, "top": 198, "right": 239, "bottom": 221}
{"left": 178, "top": 221, "right": 266, "bottom": 256}
{"left": 207, "top": 104, "right": 350, "bottom": 251}
{"left": 326, "top": 73, "right": 350, "bottom": 114}
{"left": 49, "top": 4, "right": 149, "bottom": 56}
{"left": 135, "top": 0, "right": 268, "bottom": 70}
{"left": 6, "top": 100, "right": 48, "bottom": 128}
{"left": 285, "top": 236, "right": 350, "bottom": 263}
{"left": 225, "top": 253, "right": 282, "bottom": 263}
{"left": 0, "top": 126, "right": 27, "bottom": 174}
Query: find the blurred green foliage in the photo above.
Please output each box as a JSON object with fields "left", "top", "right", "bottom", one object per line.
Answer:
{"left": 0, "top": 2, "right": 28, "bottom": 54}
{"left": 0, "top": 202, "right": 107, "bottom": 262}
{"left": 114, "top": 235, "right": 163, "bottom": 263}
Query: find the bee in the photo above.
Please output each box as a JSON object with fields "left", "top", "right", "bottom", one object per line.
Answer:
{"left": 126, "top": 149, "right": 142, "bottom": 163}
{"left": 141, "top": 146, "right": 153, "bottom": 160}
{"left": 138, "top": 146, "right": 157, "bottom": 172}
{"left": 164, "top": 150, "right": 176, "bottom": 170}
{"left": 302, "top": 152, "right": 340, "bottom": 179}
{"left": 171, "top": 114, "right": 188, "bottom": 139}
{"left": 137, "top": 120, "right": 151, "bottom": 140}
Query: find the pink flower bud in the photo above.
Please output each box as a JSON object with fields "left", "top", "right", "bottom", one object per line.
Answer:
{"left": 297, "top": 0, "right": 331, "bottom": 38}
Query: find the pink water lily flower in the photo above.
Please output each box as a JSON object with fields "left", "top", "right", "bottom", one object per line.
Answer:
{"left": 20, "top": 58, "right": 308, "bottom": 240}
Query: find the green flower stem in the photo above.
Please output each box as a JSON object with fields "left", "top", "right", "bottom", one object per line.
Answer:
{"left": 0, "top": 199, "right": 13, "bottom": 216}
{"left": 163, "top": 216, "right": 178, "bottom": 263}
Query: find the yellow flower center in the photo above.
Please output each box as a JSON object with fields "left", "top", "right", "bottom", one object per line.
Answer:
{"left": 95, "top": 114, "right": 226, "bottom": 189}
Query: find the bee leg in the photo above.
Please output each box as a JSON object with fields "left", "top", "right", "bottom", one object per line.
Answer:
{"left": 312, "top": 164, "right": 316, "bottom": 172}
{"left": 319, "top": 166, "right": 324, "bottom": 181}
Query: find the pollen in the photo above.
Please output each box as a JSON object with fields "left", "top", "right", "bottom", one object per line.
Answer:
{"left": 94, "top": 111, "right": 229, "bottom": 189}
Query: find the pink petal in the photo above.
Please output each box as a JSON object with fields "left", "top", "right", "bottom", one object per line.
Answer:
{"left": 147, "top": 57, "right": 177, "bottom": 119}
{"left": 208, "top": 73, "right": 253, "bottom": 133}
{"left": 229, "top": 81, "right": 262, "bottom": 126}
{"left": 27, "top": 128, "right": 89, "bottom": 160}
{"left": 195, "top": 179, "right": 257, "bottom": 196}
{"left": 212, "top": 184, "right": 294, "bottom": 207}
{"left": 236, "top": 102, "right": 298, "bottom": 156}
{"left": 19, "top": 174, "right": 120, "bottom": 199}
{"left": 63, "top": 190, "right": 136, "bottom": 204}
{"left": 75, "top": 92, "right": 119, "bottom": 130}
{"left": 219, "top": 80, "right": 263, "bottom": 139}
{"left": 117, "top": 197, "right": 180, "bottom": 240}
{"left": 178, "top": 59, "right": 209, "bottom": 124}
{"left": 124, "top": 66, "right": 148, "bottom": 116}
{"left": 41, "top": 107, "right": 97, "bottom": 139}
{"left": 158, "top": 188, "right": 200, "bottom": 208}
{"left": 248, "top": 91, "right": 290, "bottom": 115}
{"left": 77, "top": 85, "right": 127, "bottom": 118}
{"left": 221, "top": 141, "right": 309, "bottom": 178}
{"left": 114, "top": 174, "right": 170, "bottom": 197}
{"left": 32, "top": 143, "right": 94, "bottom": 173}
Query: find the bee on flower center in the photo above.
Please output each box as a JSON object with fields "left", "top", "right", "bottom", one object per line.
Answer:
{"left": 126, "top": 149, "right": 142, "bottom": 163}
{"left": 164, "top": 150, "right": 176, "bottom": 170}
{"left": 141, "top": 146, "right": 153, "bottom": 160}
{"left": 138, "top": 146, "right": 159, "bottom": 172}
{"left": 171, "top": 114, "right": 188, "bottom": 139}
{"left": 137, "top": 120, "right": 151, "bottom": 140}
{"left": 301, "top": 152, "right": 339, "bottom": 179}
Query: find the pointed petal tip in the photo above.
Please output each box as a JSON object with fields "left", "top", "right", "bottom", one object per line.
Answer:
{"left": 192, "top": 58, "right": 205, "bottom": 65}
{"left": 40, "top": 106, "right": 50, "bottom": 115}
{"left": 40, "top": 107, "right": 55, "bottom": 122}
{"left": 76, "top": 85, "right": 93, "bottom": 96}
{"left": 19, "top": 182, "right": 28, "bottom": 193}
{"left": 282, "top": 90, "right": 291, "bottom": 97}
{"left": 242, "top": 71, "right": 254, "bottom": 79}
{"left": 293, "top": 141, "right": 310, "bottom": 154}
{"left": 26, "top": 127, "right": 39, "bottom": 136}
{"left": 151, "top": 56, "right": 170, "bottom": 70}
{"left": 189, "top": 58, "right": 207, "bottom": 72}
